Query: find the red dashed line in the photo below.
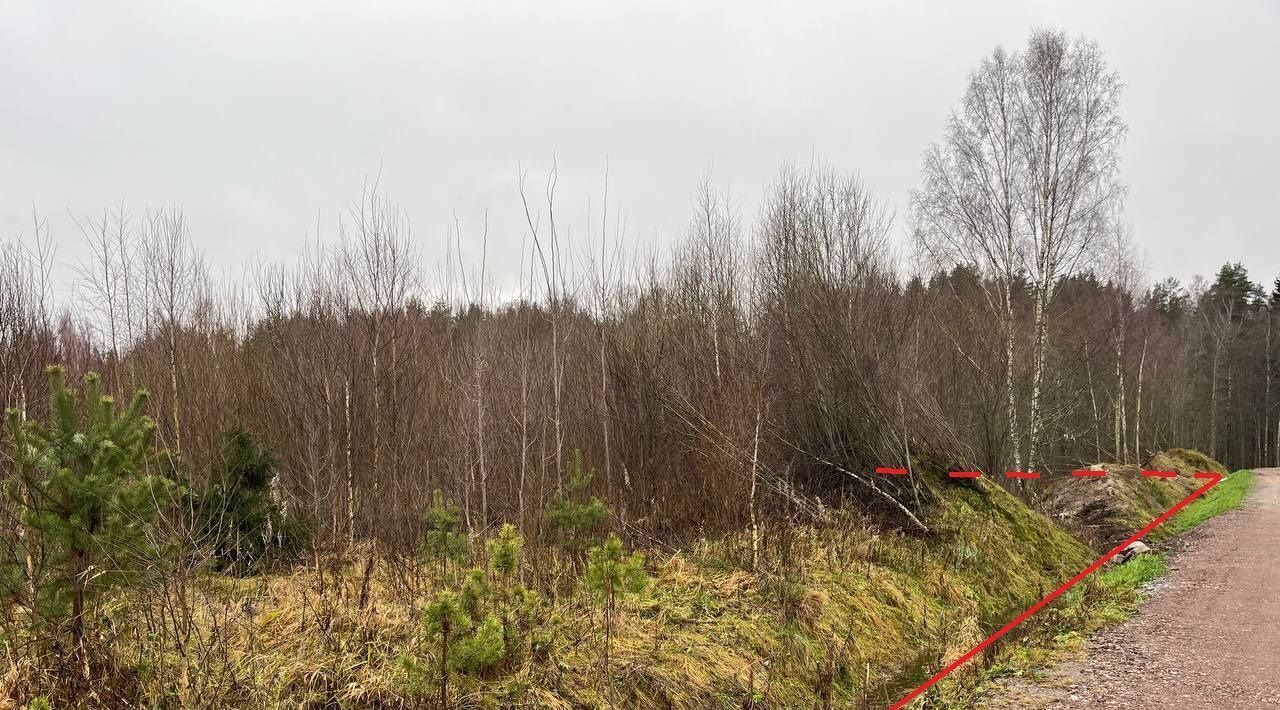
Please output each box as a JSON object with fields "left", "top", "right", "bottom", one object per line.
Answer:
{"left": 875, "top": 466, "right": 908, "bottom": 475}
{"left": 872, "top": 466, "right": 1200, "bottom": 482}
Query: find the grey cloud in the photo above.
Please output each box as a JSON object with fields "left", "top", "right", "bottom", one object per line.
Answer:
{"left": 3, "top": 0, "right": 1277, "bottom": 296}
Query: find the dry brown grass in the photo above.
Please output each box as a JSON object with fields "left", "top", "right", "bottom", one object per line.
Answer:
{"left": 1, "top": 462, "right": 1153, "bottom": 709}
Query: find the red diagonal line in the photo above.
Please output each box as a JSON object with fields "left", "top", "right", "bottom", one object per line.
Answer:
{"left": 1071, "top": 469, "right": 1107, "bottom": 477}
{"left": 876, "top": 466, "right": 908, "bottom": 475}
{"left": 949, "top": 471, "right": 981, "bottom": 479}
{"left": 1005, "top": 471, "right": 1040, "bottom": 479}
{"left": 1142, "top": 470, "right": 1177, "bottom": 478}
{"left": 890, "top": 471, "right": 1223, "bottom": 710}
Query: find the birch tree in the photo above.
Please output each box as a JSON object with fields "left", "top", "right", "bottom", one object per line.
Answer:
{"left": 1108, "top": 216, "right": 1141, "bottom": 462}
{"left": 916, "top": 30, "right": 1125, "bottom": 473}
{"left": 340, "top": 181, "right": 418, "bottom": 520}
{"left": 141, "top": 207, "right": 205, "bottom": 462}
{"left": 913, "top": 46, "right": 1027, "bottom": 472}
{"left": 1017, "top": 30, "right": 1126, "bottom": 472}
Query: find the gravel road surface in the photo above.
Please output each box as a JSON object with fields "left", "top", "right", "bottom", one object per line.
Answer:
{"left": 982, "top": 468, "right": 1280, "bottom": 708}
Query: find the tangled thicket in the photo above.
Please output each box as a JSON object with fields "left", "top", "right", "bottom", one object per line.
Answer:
{"left": 3, "top": 168, "right": 1275, "bottom": 556}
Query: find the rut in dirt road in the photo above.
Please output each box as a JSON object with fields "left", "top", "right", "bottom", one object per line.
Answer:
{"left": 984, "top": 469, "right": 1280, "bottom": 708}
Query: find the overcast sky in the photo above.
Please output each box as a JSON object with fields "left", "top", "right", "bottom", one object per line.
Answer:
{"left": 3, "top": 0, "right": 1278, "bottom": 300}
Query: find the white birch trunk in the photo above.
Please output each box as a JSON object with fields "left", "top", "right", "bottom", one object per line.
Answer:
{"left": 344, "top": 377, "right": 355, "bottom": 546}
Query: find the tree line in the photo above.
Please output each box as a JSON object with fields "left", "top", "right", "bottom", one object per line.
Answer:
{"left": 2, "top": 30, "right": 1277, "bottom": 561}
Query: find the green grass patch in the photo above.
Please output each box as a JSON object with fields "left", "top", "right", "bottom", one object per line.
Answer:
{"left": 1089, "top": 553, "right": 1168, "bottom": 623}
{"left": 1156, "top": 469, "right": 1254, "bottom": 539}
{"left": 1097, "top": 551, "right": 1166, "bottom": 590}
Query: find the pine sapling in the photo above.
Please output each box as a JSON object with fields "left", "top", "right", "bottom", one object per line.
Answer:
{"left": 422, "top": 591, "right": 470, "bottom": 708}
{"left": 421, "top": 490, "right": 468, "bottom": 585}
{"left": 545, "top": 450, "right": 608, "bottom": 558}
{"left": 584, "top": 533, "right": 648, "bottom": 672}
{"left": 3, "top": 367, "right": 170, "bottom": 657}
{"left": 486, "top": 523, "right": 523, "bottom": 653}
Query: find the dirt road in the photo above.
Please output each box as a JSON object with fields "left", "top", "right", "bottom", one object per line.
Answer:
{"left": 984, "top": 468, "right": 1280, "bottom": 708}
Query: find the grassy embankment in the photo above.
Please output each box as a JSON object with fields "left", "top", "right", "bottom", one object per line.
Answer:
{"left": 3, "top": 451, "right": 1252, "bottom": 709}
{"left": 165, "top": 475, "right": 1093, "bottom": 708}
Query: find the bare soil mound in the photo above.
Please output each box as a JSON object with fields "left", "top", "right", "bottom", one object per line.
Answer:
{"left": 1036, "top": 449, "right": 1225, "bottom": 548}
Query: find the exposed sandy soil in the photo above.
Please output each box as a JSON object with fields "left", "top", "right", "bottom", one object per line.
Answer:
{"left": 982, "top": 468, "right": 1280, "bottom": 709}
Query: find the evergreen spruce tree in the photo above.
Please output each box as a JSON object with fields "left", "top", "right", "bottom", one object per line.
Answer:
{"left": 201, "top": 427, "right": 296, "bottom": 572}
